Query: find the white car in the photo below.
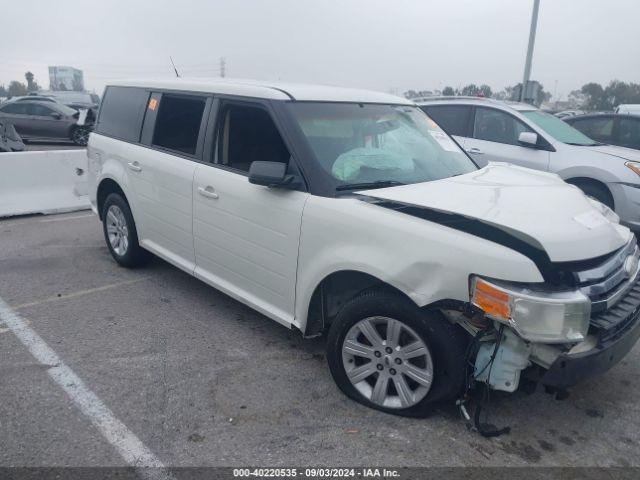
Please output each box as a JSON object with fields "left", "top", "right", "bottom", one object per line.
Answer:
{"left": 616, "top": 104, "right": 640, "bottom": 115}
{"left": 418, "top": 98, "right": 640, "bottom": 233}
{"left": 88, "top": 79, "right": 640, "bottom": 417}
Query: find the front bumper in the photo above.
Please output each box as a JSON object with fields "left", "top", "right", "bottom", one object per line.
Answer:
{"left": 541, "top": 277, "right": 640, "bottom": 388}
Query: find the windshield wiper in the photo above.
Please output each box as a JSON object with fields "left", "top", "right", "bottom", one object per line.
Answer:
{"left": 336, "top": 180, "right": 405, "bottom": 191}
{"left": 566, "top": 142, "right": 603, "bottom": 147}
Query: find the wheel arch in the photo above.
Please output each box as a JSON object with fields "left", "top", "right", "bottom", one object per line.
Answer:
{"left": 96, "top": 178, "right": 129, "bottom": 220}
{"left": 563, "top": 176, "right": 615, "bottom": 209}
{"left": 303, "top": 269, "right": 420, "bottom": 338}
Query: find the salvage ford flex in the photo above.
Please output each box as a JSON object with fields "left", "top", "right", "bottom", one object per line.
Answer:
{"left": 87, "top": 79, "right": 640, "bottom": 416}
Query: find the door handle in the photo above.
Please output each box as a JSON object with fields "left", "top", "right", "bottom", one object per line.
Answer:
{"left": 127, "top": 161, "right": 142, "bottom": 172}
{"left": 198, "top": 186, "right": 219, "bottom": 199}
{"left": 466, "top": 147, "right": 483, "bottom": 155}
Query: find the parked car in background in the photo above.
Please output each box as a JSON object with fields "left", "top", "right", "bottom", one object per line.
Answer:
{"left": 13, "top": 95, "right": 60, "bottom": 105}
{"left": 564, "top": 113, "right": 640, "bottom": 150}
{"left": 40, "top": 91, "right": 100, "bottom": 110}
{"left": 0, "top": 99, "right": 93, "bottom": 145}
{"left": 555, "top": 109, "right": 585, "bottom": 119}
{"left": 417, "top": 97, "right": 640, "bottom": 232}
{"left": 616, "top": 104, "right": 640, "bottom": 115}
{"left": 88, "top": 79, "right": 640, "bottom": 417}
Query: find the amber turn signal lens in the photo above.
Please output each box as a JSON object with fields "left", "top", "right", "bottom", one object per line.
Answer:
{"left": 472, "top": 279, "right": 511, "bottom": 321}
{"left": 625, "top": 161, "right": 640, "bottom": 177}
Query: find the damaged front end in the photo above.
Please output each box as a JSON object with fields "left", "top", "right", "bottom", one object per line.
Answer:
{"left": 450, "top": 236, "right": 640, "bottom": 396}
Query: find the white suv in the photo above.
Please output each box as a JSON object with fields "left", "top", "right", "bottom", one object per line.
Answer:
{"left": 418, "top": 97, "right": 640, "bottom": 233}
{"left": 88, "top": 79, "right": 640, "bottom": 417}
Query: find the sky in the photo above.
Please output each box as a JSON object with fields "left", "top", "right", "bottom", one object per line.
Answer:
{"left": 1, "top": 0, "right": 638, "bottom": 100}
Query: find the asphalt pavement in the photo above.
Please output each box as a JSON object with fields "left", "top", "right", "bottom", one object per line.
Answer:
{"left": 1, "top": 212, "right": 640, "bottom": 469}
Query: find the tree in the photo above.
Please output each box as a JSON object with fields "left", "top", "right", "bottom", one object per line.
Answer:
{"left": 0, "top": 84, "right": 7, "bottom": 98}
{"left": 581, "top": 82, "right": 607, "bottom": 111}
{"left": 8, "top": 81, "right": 28, "bottom": 97}
{"left": 478, "top": 84, "right": 493, "bottom": 98}
{"left": 568, "top": 89, "right": 587, "bottom": 109}
{"left": 460, "top": 84, "right": 480, "bottom": 96}
{"left": 506, "top": 81, "right": 550, "bottom": 106}
{"left": 442, "top": 86, "right": 455, "bottom": 96}
{"left": 24, "top": 71, "right": 39, "bottom": 92}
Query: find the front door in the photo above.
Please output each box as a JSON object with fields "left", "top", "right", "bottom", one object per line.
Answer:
{"left": 193, "top": 101, "right": 308, "bottom": 326}
{"left": 464, "top": 106, "right": 550, "bottom": 171}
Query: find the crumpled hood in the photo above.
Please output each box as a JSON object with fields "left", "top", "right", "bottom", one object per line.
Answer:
{"left": 359, "top": 163, "right": 629, "bottom": 262}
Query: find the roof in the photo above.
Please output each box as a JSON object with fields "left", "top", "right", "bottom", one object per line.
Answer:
{"left": 415, "top": 96, "right": 538, "bottom": 112}
{"left": 108, "top": 78, "right": 412, "bottom": 105}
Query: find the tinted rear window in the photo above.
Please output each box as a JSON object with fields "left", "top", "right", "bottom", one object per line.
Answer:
{"left": 423, "top": 105, "right": 472, "bottom": 137}
{"left": 96, "top": 86, "right": 149, "bottom": 142}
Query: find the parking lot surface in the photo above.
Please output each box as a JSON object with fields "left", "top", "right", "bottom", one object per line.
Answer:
{"left": 1, "top": 212, "right": 640, "bottom": 468}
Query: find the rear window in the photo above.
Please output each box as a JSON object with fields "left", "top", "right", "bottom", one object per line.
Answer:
{"left": 423, "top": 105, "right": 472, "bottom": 137}
{"left": 96, "top": 86, "right": 149, "bottom": 142}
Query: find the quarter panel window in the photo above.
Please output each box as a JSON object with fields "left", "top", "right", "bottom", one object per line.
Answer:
{"left": 473, "top": 107, "right": 533, "bottom": 145}
{"left": 423, "top": 105, "right": 471, "bottom": 137}
{"left": 215, "top": 103, "right": 290, "bottom": 173}
{"left": 96, "top": 86, "right": 149, "bottom": 142}
{"left": 152, "top": 94, "right": 206, "bottom": 156}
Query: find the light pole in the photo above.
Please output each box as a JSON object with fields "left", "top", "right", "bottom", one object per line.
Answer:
{"left": 520, "top": 0, "right": 540, "bottom": 102}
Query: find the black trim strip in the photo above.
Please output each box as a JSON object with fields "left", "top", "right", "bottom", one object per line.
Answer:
{"left": 361, "top": 197, "right": 575, "bottom": 285}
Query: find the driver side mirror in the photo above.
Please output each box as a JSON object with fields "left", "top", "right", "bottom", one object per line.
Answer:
{"left": 518, "top": 131, "right": 539, "bottom": 148}
{"left": 248, "top": 161, "right": 294, "bottom": 188}
{"left": 50, "top": 112, "right": 62, "bottom": 119}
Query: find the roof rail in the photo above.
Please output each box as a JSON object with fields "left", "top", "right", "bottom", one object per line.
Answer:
{"left": 413, "top": 95, "right": 494, "bottom": 103}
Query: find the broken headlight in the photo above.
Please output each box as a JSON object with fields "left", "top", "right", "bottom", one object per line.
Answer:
{"left": 470, "top": 276, "right": 591, "bottom": 344}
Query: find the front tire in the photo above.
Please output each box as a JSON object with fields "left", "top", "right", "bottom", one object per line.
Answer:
{"left": 102, "top": 193, "right": 149, "bottom": 268}
{"left": 326, "top": 290, "right": 469, "bottom": 417}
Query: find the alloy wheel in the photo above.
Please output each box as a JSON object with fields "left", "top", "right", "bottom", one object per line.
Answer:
{"left": 341, "top": 316, "right": 433, "bottom": 409}
{"left": 106, "top": 205, "right": 129, "bottom": 256}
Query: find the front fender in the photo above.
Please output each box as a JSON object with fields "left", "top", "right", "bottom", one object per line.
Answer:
{"left": 294, "top": 196, "right": 543, "bottom": 332}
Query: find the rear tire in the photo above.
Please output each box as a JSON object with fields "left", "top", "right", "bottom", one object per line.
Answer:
{"left": 101, "top": 193, "right": 150, "bottom": 268}
{"left": 326, "top": 290, "right": 469, "bottom": 417}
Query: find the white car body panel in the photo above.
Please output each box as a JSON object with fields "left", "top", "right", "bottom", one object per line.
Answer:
{"left": 193, "top": 165, "right": 309, "bottom": 328}
{"left": 294, "top": 193, "right": 545, "bottom": 332}
{"left": 359, "top": 164, "right": 629, "bottom": 262}
{"left": 128, "top": 145, "right": 197, "bottom": 272}
{"left": 419, "top": 99, "right": 640, "bottom": 231}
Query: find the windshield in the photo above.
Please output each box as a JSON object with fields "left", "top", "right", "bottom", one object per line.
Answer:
{"left": 521, "top": 110, "right": 599, "bottom": 146}
{"left": 286, "top": 103, "right": 477, "bottom": 192}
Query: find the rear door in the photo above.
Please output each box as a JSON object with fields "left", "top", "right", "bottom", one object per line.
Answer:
{"left": 133, "top": 92, "right": 211, "bottom": 272}
{"left": 0, "top": 102, "right": 32, "bottom": 136}
{"left": 464, "top": 106, "right": 550, "bottom": 170}
{"left": 193, "top": 99, "right": 308, "bottom": 326}
{"left": 420, "top": 104, "right": 472, "bottom": 149}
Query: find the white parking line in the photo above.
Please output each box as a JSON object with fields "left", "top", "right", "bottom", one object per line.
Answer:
{"left": 0, "top": 296, "right": 175, "bottom": 480}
